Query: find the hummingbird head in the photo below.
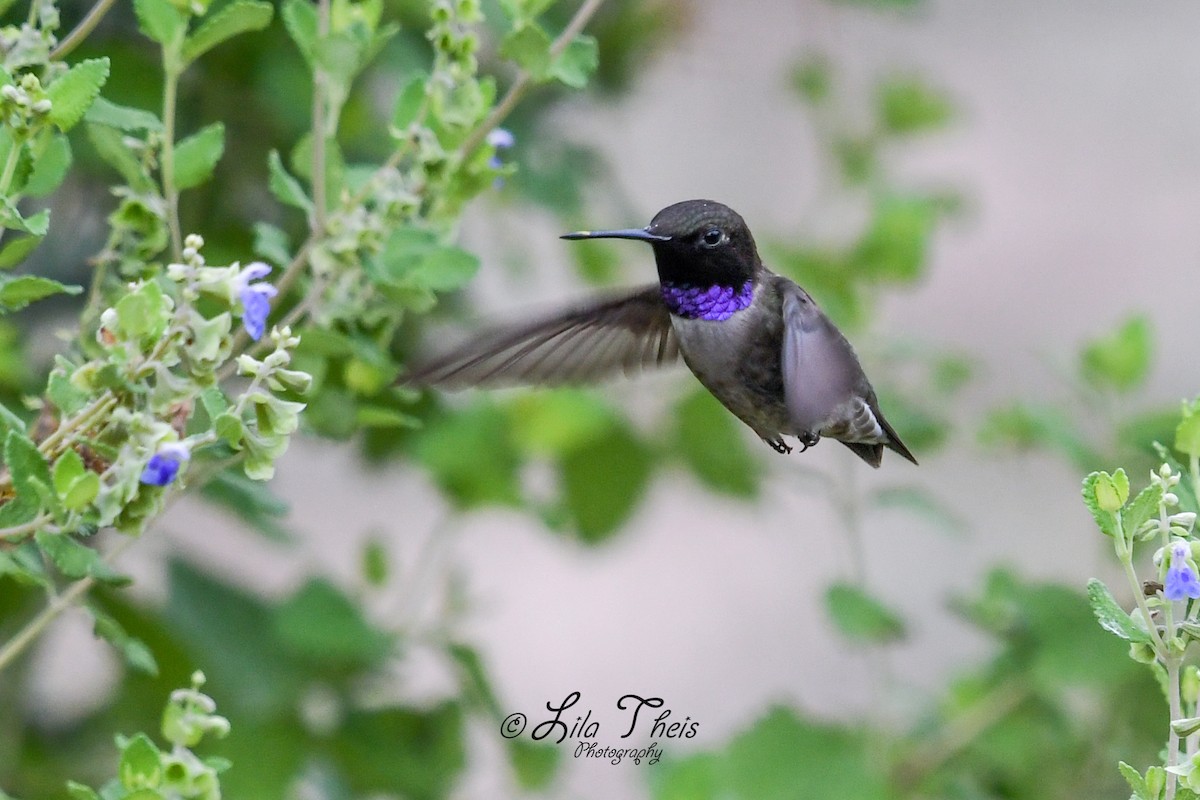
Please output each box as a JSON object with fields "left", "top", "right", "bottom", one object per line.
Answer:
{"left": 562, "top": 199, "right": 761, "bottom": 288}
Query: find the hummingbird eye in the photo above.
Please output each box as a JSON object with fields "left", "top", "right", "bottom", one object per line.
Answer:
{"left": 700, "top": 228, "right": 726, "bottom": 248}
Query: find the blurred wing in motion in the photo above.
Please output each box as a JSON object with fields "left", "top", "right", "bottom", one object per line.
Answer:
{"left": 405, "top": 285, "right": 680, "bottom": 387}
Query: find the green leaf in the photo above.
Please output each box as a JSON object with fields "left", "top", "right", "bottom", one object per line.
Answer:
{"left": 182, "top": 0, "right": 274, "bottom": 63}
{"left": 0, "top": 402, "right": 25, "bottom": 441}
{"left": 824, "top": 582, "right": 905, "bottom": 643}
{"left": 53, "top": 449, "right": 85, "bottom": 496}
{"left": 23, "top": 135, "right": 72, "bottom": 197}
{"left": 791, "top": 56, "right": 831, "bottom": 104}
{"left": 499, "top": 23, "right": 552, "bottom": 79}
{"left": 1081, "top": 315, "right": 1152, "bottom": 393}
{"left": 549, "top": 34, "right": 598, "bottom": 88}
{"left": 62, "top": 472, "right": 100, "bottom": 511}
{"left": 412, "top": 402, "right": 522, "bottom": 508}
{"left": 329, "top": 704, "right": 465, "bottom": 798}
{"left": 281, "top": 0, "right": 317, "bottom": 63}
{"left": 558, "top": 420, "right": 652, "bottom": 543}
{"left": 65, "top": 781, "right": 101, "bottom": 800}
{"left": 1177, "top": 398, "right": 1200, "bottom": 458}
{"left": 369, "top": 227, "right": 479, "bottom": 294}
{"left": 47, "top": 58, "right": 110, "bottom": 132}
{"left": 134, "top": 0, "right": 186, "bottom": 44}
{"left": 507, "top": 390, "right": 612, "bottom": 455}
{"left": 273, "top": 579, "right": 393, "bottom": 668}
{"left": 1122, "top": 482, "right": 1164, "bottom": 540}
{"left": 0, "top": 202, "right": 49, "bottom": 236}
{"left": 361, "top": 537, "right": 387, "bottom": 586}
{"left": 173, "top": 122, "right": 225, "bottom": 190}
{"left": 0, "top": 275, "right": 81, "bottom": 311}
{"left": 869, "top": 485, "right": 967, "bottom": 535}
{"left": 86, "top": 123, "right": 153, "bottom": 190}
{"left": 35, "top": 531, "right": 127, "bottom": 583}
{"left": 1087, "top": 578, "right": 1150, "bottom": 643}
{"left": 0, "top": 233, "right": 42, "bottom": 269}
{"left": 200, "top": 465, "right": 293, "bottom": 542}
{"left": 878, "top": 76, "right": 953, "bottom": 135}
{"left": 5, "top": 430, "right": 56, "bottom": 514}
{"left": 1118, "top": 761, "right": 1148, "bottom": 800}
{"left": 118, "top": 733, "right": 162, "bottom": 789}
{"left": 853, "top": 194, "right": 938, "bottom": 283}
{"left": 252, "top": 221, "right": 291, "bottom": 266}
{"left": 267, "top": 149, "right": 312, "bottom": 212}
{"left": 1081, "top": 472, "right": 1119, "bottom": 537}
{"left": 674, "top": 388, "right": 760, "bottom": 497}
{"left": 447, "top": 643, "right": 500, "bottom": 716}
{"left": 391, "top": 72, "right": 428, "bottom": 130}
{"left": 84, "top": 97, "right": 163, "bottom": 131}
{"left": 507, "top": 739, "right": 560, "bottom": 792}
{"left": 88, "top": 605, "right": 159, "bottom": 675}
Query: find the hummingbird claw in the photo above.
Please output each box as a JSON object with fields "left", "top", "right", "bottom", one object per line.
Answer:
{"left": 766, "top": 438, "right": 792, "bottom": 455}
{"left": 798, "top": 432, "right": 820, "bottom": 452}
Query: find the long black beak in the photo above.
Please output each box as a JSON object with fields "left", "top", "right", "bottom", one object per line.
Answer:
{"left": 560, "top": 227, "right": 670, "bottom": 242}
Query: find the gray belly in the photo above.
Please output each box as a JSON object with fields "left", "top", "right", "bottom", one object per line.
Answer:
{"left": 671, "top": 314, "right": 794, "bottom": 440}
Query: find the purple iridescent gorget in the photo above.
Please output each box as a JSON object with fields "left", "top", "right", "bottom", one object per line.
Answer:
{"left": 660, "top": 280, "right": 754, "bottom": 321}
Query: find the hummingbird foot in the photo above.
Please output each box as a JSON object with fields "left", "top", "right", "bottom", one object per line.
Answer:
{"left": 798, "top": 432, "right": 820, "bottom": 452}
{"left": 765, "top": 437, "right": 792, "bottom": 455}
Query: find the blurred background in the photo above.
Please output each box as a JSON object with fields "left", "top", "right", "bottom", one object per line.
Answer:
{"left": 3, "top": 0, "right": 1200, "bottom": 798}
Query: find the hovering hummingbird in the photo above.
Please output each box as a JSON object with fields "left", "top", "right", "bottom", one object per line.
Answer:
{"left": 407, "top": 199, "right": 917, "bottom": 468}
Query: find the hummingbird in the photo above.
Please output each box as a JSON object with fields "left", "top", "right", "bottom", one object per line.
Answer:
{"left": 406, "top": 199, "right": 917, "bottom": 468}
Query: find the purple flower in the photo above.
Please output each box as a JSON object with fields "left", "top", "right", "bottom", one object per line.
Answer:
{"left": 1165, "top": 541, "right": 1200, "bottom": 601}
{"left": 235, "top": 262, "right": 278, "bottom": 341}
{"left": 140, "top": 442, "right": 190, "bottom": 486}
{"left": 487, "top": 128, "right": 514, "bottom": 187}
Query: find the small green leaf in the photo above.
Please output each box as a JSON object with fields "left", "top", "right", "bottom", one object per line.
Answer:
{"left": 273, "top": 578, "right": 393, "bottom": 667}
{"left": 23, "top": 135, "right": 72, "bottom": 197}
{"left": 84, "top": 97, "right": 163, "bottom": 131}
{"left": 88, "top": 606, "right": 159, "bottom": 675}
{"left": 134, "top": 0, "right": 186, "bottom": 44}
{"left": 62, "top": 472, "right": 100, "bottom": 511}
{"left": 267, "top": 149, "right": 312, "bottom": 212}
{"left": 1177, "top": 398, "right": 1200, "bottom": 458}
{"left": 0, "top": 234, "right": 42, "bottom": 269}
{"left": 499, "top": 24, "right": 552, "bottom": 79}
{"left": 46, "top": 58, "right": 110, "bottom": 132}
{"left": 1086, "top": 578, "right": 1150, "bottom": 643}
{"left": 173, "top": 122, "right": 225, "bottom": 190}
{"left": 214, "top": 411, "right": 245, "bottom": 447}
{"left": 791, "top": 56, "right": 831, "bottom": 104}
{"left": 53, "top": 449, "right": 85, "bottom": 496}
{"left": 824, "top": 583, "right": 905, "bottom": 643}
{"left": 35, "top": 531, "right": 126, "bottom": 582}
{"left": 65, "top": 781, "right": 101, "bottom": 800}
{"left": 557, "top": 421, "right": 652, "bottom": 543}
{"left": 182, "top": 0, "right": 274, "bottom": 64}
{"left": 549, "top": 34, "right": 598, "bottom": 89}
{"left": 118, "top": 733, "right": 162, "bottom": 789}
{"left": 361, "top": 537, "right": 388, "bottom": 586}
{"left": 878, "top": 76, "right": 953, "bottom": 135}
{"left": 253, "top": 221, "right": 291, "bottom": 265}
{"left": 1081, "top": 315, "right": 1152, "bottom": 393}
{"left": 1081, "top": 472, "right": 1120, "bottom": 536}
{"left": 0, "top": 275, "right": 80, "bottom": 311}
{"left": 114, "top": 280, "right": 169, "bottom": 340}
{"left": 391, "top": 72, "right": 428, "bottom": 130}
{"left": 281, "top": 0, "right": 317, "bottom": 63}
{"left": 5, "top": 430, "right": 56, "bottom": 513}
{"left": 507, "top": 739, "right": 560, "bottom": 791}
{"left": 674, "top": 388, "right": 760, "bottom": 497}
{"left": 1122, "top": 483, "right": 1163, "bottom": 540}
{"left": 86, "top": 123, "right": 153, "bottom": 190}
{"left": 1118, "top": 761, "right": 1148, "bottom": 800}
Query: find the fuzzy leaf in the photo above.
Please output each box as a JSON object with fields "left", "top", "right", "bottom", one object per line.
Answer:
{"left": 1081, "top": 316, "right": 1152, "bottom": 393}
{"left": 0, "top": 234, "right": 42, "bottom": 269}
{"left": 23, "top": 135, "right": 72, "bottom": 196}
{"left": 134, "top": 0, "right": 186, "bottom": 44}
{"left": 549, "top": 34, "right": 598, "bottom": 89}
{"left": 0, "top": 276, "right": 80, "bottom": 311}
{"left": 1087, "top": 578, "right": 1150, "bottom": 643}
{"left": 173, "top": 122, "right": 225, "bottom": 189}
{"left": 267, "top": 149, "right": 312, "bottom": 212}
{"left": 84, "top": 97, "right": 163, "bottom": 131}
{"left": 47, "top": 58, "right": 110, "bottom": 131}
{"left": 825, "top": 583, "right": 905, "bottom": 643}
{"left": 183, "top": 0, "right": 274, "bottom": 63}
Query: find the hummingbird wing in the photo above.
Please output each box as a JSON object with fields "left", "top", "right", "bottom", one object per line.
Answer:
{"left": 405, "top": 285, "right": 679, "bottom": 387}
{"left": 779, "top": 282, "right": 917, "bottom": 467}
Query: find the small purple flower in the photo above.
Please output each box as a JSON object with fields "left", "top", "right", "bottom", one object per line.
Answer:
{"left": 235, "top": 262, "right": 278, "bottom": 341}
{"left": 1165, "top": 541, "right": 1200, "bottom": 601}
{"left": 487, "top": 128, "right": 515, "bottom": 186}
{"left": 140, "top": 442, "right": 190, "bottom": 487}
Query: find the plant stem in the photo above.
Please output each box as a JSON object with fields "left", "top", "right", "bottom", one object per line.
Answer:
{"left": 0, "top": 137, "right": 25, "bottom": 198}
{"left": 1115, "top": 517, "right": 1168, "bottom": 656}
{"left": 455, "top": 0, "right": 605, "bottom": 160}
{"left": 310, "top": 0, "right": 330, "bottom": 233}
{"left": 0, "top": 536, "right": 133, "bottom": 673}
{"left": 0, "top": 513, "right": 53, "bottom": 541}
{"left": 1169, "top": 656, "right": 1182, "bottom": 800}
{"left": 161, "top": 61, "right": 184, "bottom": 260}
{"left": 49, "top": 0, "right": 119, "bottom": 60}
